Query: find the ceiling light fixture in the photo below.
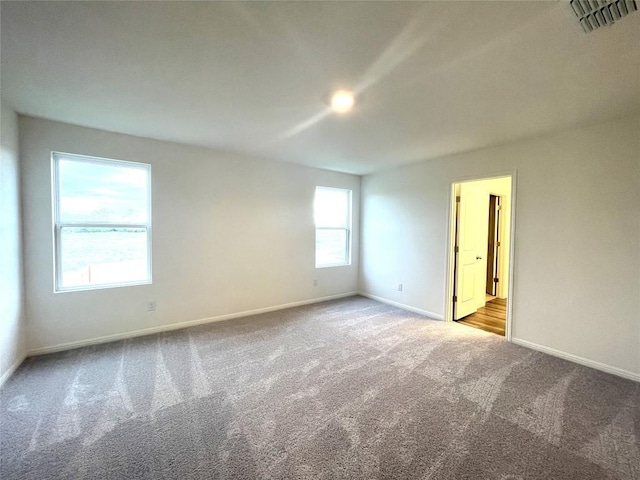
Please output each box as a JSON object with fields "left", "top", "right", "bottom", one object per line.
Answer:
{"left": 330, "top": 90, "right": 355, "bottom": 114}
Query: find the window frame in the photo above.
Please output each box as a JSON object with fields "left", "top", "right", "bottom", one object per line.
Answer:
{"left": 314, "top": 186, "right": 352, "bottom": 268}
{"left": 51, "top": 151, "right": 152, "bottom": 293}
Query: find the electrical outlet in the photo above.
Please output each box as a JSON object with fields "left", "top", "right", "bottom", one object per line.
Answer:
{"left": 148, "top": 300, "right": 156, "bottom": 312}
{"left": 397, "top": 284, "right": 403, "bottom": 292}
{"left": 313, "top": 279, "right": 318, "bottom": 286}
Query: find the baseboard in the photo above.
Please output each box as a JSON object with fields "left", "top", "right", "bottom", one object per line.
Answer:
{"left": 358, "top": 292, "right": 444, "bottom": 320}
{"left": 511, "top": 338, "right": 640, "bottom": 382}
{"left": 28, "top": 292, "right": 358, "bottom": 356}
{"left": 0, "top": 352, "right": 27, "bottom": 389}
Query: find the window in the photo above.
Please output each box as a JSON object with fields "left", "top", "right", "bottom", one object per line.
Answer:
{"left": 314, "top": 186, "right": 352, "bottom": 268}
{"left": 52, "top": 152, "right": 151, "bottom": 292}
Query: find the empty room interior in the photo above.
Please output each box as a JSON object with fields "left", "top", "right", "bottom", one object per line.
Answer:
{"left": 1, "top": 1, "right": 639, "bottom": 479}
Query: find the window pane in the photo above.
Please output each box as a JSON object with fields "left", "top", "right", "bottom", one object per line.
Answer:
{"left": 58, "top": 156, "right": 149, "bottom": 224}
{"left": 316, "top": 229, "right": 348, "bottom": 266}
{"left": 314, "top": 188, "right": 350, "bottom": 228}
{"left": 59, "top": 227, "right": 149, "bottom": 288}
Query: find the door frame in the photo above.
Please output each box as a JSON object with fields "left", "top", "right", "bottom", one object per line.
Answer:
{"left": 444, "top": 171, "right": 517, "bottom": 341}
{"left": 486, "top": 194, "right": 500, "bottom": 297}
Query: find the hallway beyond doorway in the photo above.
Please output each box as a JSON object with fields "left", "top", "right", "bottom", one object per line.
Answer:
{"left": 457, "top": 298, "right": 506, "bottom": 336}
{"left": 447, "top": 173, "right": 514, "bottom": 339}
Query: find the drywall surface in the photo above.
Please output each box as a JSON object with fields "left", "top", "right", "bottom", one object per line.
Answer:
{"left": 0, "top": 102, "right": 26, "bottom": 383}
{"left": 360, "top": 114, "right": 640, "bottom": 377}
{"left": 20, "top": 117, "right": 360, "bottom": 351}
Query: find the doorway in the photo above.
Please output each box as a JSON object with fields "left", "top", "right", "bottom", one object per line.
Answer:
{"left": 486, "top": 194, "right": 500, "bottom": 296}
{"left": 446, "top": 175, "right": 514, "bottom": 338}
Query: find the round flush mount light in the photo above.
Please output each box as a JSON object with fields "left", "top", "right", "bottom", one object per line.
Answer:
{"left": 330, "top": 90, "right": 355, "bottom": 114}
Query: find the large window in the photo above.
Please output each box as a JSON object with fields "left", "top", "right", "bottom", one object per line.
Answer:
{"left": 52, "top": 152, "right": 151, "bottom": 292}
{"left": 314, "top": 186, "right": 352, "bottom": 268}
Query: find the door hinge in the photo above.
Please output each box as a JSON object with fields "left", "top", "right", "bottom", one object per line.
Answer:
{"left": 453, "top": 295, "right": 457, "bottom": 303}
{"left": 456, "top": 196, "right": 461, "bottom": 203}
{"left": 494, "top": 278, "right": 499, "bottom": 283}
{"left": 497, "top": 205, "right": 502, "bottom": 211}
{"left": 496, "top": 241, "right": 501, "bottom": 247}
{"left": 455, "top": 246, "right": 459, "bottom": 253}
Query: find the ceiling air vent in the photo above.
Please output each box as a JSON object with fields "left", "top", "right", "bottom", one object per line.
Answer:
{"left": 570, "top": 0, "right": 638, "bottom": 32}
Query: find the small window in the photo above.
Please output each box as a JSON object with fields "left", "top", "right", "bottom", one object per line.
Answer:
{"left": 314, "top": 186, "right": 352, "bottom": 268}
{"left": 52, "top": 152, "right": 151, "bottom": 292}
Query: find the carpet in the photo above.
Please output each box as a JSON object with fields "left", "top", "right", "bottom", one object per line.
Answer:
{"left": 1, "top": 296, "right": 638, "bottom": 479}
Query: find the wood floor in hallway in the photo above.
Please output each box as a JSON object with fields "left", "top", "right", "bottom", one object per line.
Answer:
{"left": 457, "top": 298, "right": 506, "bottom": 336}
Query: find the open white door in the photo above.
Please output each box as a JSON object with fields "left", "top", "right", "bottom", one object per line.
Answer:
{"left": 454, "top": 183, "right": 482, "bottom": 320}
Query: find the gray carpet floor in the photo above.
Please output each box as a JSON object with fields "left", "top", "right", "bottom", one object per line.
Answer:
{"left": 1, "top": 296, "right": 639, "bottom": 479}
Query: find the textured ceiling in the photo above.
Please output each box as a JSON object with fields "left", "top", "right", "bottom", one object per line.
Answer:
{"left": 2, "top": 1, "right": 639, "bottom": 175}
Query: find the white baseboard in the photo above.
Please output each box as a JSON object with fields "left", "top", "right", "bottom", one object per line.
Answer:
{"left": 0, "top": 352, "right": 27, "bottom": 389}
{"left": 511, "top": 338, "right": 640, "bottom": 382}
{"left": 20, "top": 294, "right": 639, "bottom": 384}
{"left": 358, "top": 292, "right": 444, "bottom": 320}
{"left": 28, "top": 292, "right": 358, "bottom": 356}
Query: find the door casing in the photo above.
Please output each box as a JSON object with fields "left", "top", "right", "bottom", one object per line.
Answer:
{"left": 486, "top": 194, "right": 500, "bottom": 296}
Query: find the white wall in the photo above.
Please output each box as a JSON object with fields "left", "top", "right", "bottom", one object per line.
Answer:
{"left": 360, "top": 114, "right": 640, "bottom": 378}
{"left": 20, "top": 116, "right": 360, "bottom": 352}
{"left": 0, "top": 102, "right": 27, "bottom": 384}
